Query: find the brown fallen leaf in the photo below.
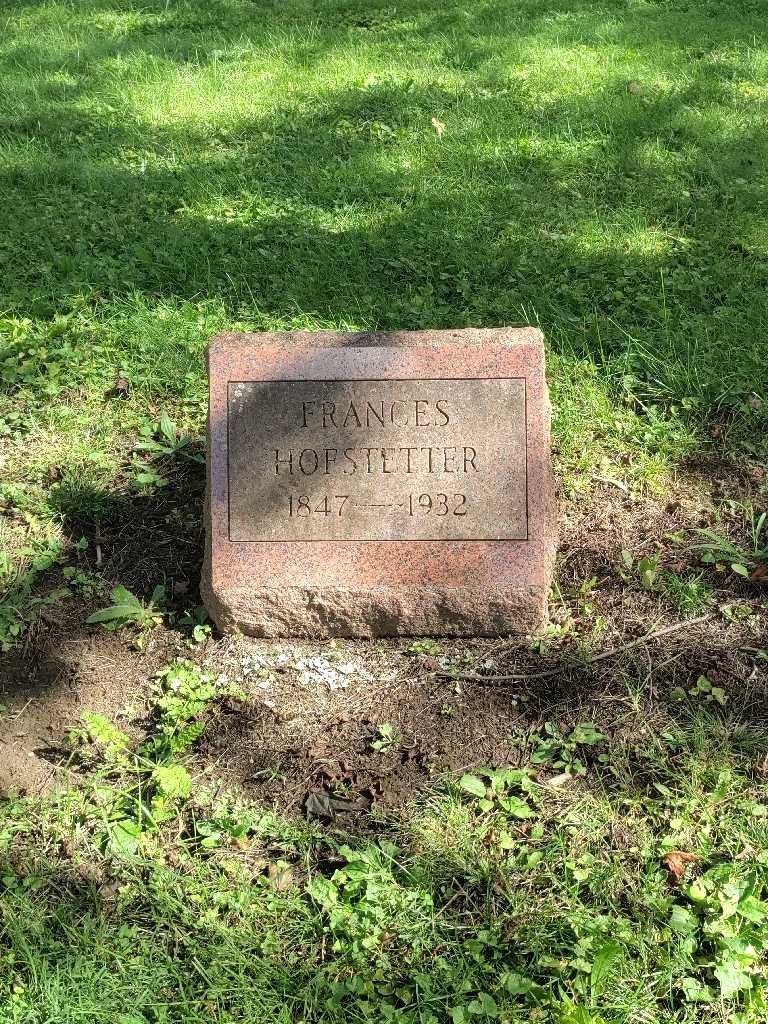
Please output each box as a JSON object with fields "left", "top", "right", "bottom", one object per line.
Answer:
{"left": 99, "top": 879, "right": 122, "bottom": 901}
{"left": 750, "top": 563, "right": 768, "bottom": 583}
{"left": 546, "top": 772, "right": 572, "bottom": 788}
{"left": 108, "top": 376, "right": 131, "bottom": 398}
{"left": 267, "top": 861, "right": 296, "bottom": 891}
{"left": 663, "top": 850, "right": 699, "bottom": 883}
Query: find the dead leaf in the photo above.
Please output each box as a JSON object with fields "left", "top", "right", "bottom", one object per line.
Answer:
{"left": 663, "top": 850, "right": 699, "bottom": 883}
{"left": 431, "top": 116, "right": 446, "bottom": 138}
{"left": 99, "top": 879, "right": 122, "bottom": 900}
{"left": 267, "top": 861, "right": 296, "bottom": 891}
{"left": 108, "top": 376, "right": 131, "bottom": 398}
{"left": 750, "top": 564, "right": 768, "bottom": 583}
{"left": 305, "top": 791, "right": 335, "bottom": 819}
{"left": 304, "top": 790, "right": 369, "bottom": 820}
{"left": 315, "top": 763, "right": 344, "bottom": 784}
{"left": 735, "top": 844, "right": 757, "bottom": 861}
{"left": 546, "top": 772, "right": 572, "bottom": 788}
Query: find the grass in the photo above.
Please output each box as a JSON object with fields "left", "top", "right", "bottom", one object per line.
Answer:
{"left": 2, "top": 0, "right": 768, "bottom": 611}
{"left": 1, "top": 0, "right": 768, "bottom": 1021}
{"left": 4, "top": 0, "right": 767, "bottom": 390}
{"left": 3, "top": 686, "right": 768, "bottom": 1023}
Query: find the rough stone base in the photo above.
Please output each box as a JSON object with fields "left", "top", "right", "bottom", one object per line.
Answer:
{"left": 200, "top": 580, "right": 551, "bottom": 639}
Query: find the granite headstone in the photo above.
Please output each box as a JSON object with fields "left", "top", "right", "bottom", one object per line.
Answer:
{"left": 201, "top": 328, "right": 556, "bottom": 637}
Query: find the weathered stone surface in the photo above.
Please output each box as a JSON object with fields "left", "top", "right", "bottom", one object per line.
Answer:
{"left": 201, "top": 327, "right": 556, "bottom": 637}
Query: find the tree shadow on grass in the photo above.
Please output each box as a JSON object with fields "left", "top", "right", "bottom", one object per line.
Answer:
{"left": 0, "top": 449, "right": 206, "bottom": 775}
{"left": 47, "top": 449, "right": 207, "bottom": 597}
{"left": 2, "top": 63, "right": 766, "bottom": 407}
{"left": 1, "top": 0, "right": 766, "bottom": 395}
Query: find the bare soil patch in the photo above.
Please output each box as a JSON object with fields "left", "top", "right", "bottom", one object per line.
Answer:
{"left": 1, "top": 459, "right": 766, "bottom": 818}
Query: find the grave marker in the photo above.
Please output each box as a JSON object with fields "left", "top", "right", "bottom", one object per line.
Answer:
{"left": 202, "top": 328, "right": 556, "bottom": 636}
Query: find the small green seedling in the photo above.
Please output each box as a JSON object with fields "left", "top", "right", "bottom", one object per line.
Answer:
{"left": 405, "top": 639, "right": 443, "bottom": 657}
{"left": 67, "top": 659, "right": 247, "bottom": 856}
{"left": 130, "top": 413, "right": 203, "bottom": 489}
{"left": 688, "top": 505, "right": 767, "bottom": 580}
{"left": 68, "top": 711, "right": 131, "bottom": 768}
{"left": 86, "top": 584, "right": 165, "bottom": 631}
{"left": 620, "top": 549, "right": 660, "bottom": 590}
{"left": 567, "top": 577, "right": 605, "bottom": 627}
{"left": 370, "top": 723, "right": 401, "bottom": 752}
{"left": 133, "top": 412, "right": 201, "bottom": 462}
{"left": 62, "top": 565, "right": 102, "bottom": 598}
{"left": 178, "top": 605, "right": 213, "bottom": 646}
{"left": 689, "top": 674, "right": 727, "bottom": 706}
{"left": 458, "top": 767, "right": 539, "bottom": 820}
{"left": 531, "top": 722, "right": 607, "bottom": 775}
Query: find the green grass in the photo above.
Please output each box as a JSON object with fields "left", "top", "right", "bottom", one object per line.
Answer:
{"left": 3, "top": 0, "right": 767, "bottom": 632}
{"left": 1, "top": 1, "right": 768, "bottom": 1019}
{"left": 3, "top": 689, "right": 768, "bottom": 1023}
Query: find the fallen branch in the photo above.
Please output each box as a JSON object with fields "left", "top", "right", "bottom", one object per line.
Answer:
{"left": 442, "top": 610, "right": 718, "bottom": 684}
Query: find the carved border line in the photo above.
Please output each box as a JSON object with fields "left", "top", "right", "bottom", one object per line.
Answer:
{"left": 225, "top": 378, "right": 529, "bottom": 544}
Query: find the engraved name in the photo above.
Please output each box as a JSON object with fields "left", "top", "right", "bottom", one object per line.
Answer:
{"left": 274, "top": 394, "right": 478, "bottom": 478}
{"left": 273, "top": 445, "right": 477, "bottom": 476}
{"left": 299, "top": 398, "right": 450, "bottom": 429}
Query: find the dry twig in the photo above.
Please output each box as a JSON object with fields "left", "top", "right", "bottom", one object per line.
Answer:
{"left": 443, "top": 610, "right": 720, "bottom": 685}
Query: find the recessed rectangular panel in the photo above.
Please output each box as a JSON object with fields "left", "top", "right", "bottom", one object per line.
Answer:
{"left": 227, "top": 378, "right": 527, "bottom": 542}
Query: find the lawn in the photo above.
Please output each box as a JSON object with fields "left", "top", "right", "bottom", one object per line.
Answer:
{"left": 1, "top": 0, "right": 767, "bottom": 1021}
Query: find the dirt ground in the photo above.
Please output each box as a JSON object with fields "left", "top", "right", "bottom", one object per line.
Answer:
{"left": 1, "top": 458, "right": 766, "bottom": 821}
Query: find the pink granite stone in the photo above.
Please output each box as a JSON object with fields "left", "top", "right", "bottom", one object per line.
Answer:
{"left": 201, "top": 328, "right": 557, "bottom": 637}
